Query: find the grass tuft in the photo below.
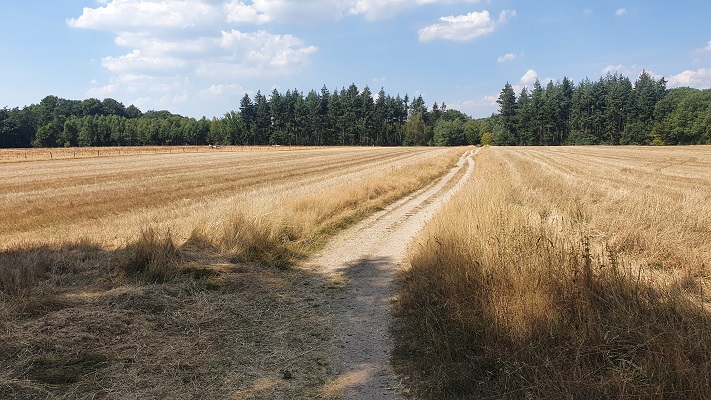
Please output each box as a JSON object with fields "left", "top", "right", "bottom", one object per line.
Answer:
{"left": 119, "top": 228, "right": 180, "bottom": 283}
{"left": 0, "top": 247, "right": 55, "bottom": 296}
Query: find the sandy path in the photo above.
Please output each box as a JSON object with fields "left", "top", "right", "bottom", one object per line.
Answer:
{"left": 305, "top": 148, "right": 477, "bottom": 399}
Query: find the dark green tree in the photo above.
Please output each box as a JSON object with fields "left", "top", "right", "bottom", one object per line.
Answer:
{"left": 495, "top": 82, "right": 517, "bottom": 145}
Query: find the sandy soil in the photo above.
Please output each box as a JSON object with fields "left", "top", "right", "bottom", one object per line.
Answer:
{"left": 304, "top": 148, "right": 476, "bottom": 399}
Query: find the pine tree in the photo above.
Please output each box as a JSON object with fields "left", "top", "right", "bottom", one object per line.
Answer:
{"left": 496, "top": 82, "right": 517, "bottom": 145}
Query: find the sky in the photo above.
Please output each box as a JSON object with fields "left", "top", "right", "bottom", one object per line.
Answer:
{"left": 1, "top": 0, "right": 710, "bottom": 119}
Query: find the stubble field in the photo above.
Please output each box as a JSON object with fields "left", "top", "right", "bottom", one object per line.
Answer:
{"left": 0, "top": 146, "right": 458, "bottom": 250}
{"left": 0, "top": 145, "right": 463, "bottom": 399}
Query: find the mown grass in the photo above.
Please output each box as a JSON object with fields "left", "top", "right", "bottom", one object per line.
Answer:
{"left": 394, "top": 146, "right": 711, "bottom": 399}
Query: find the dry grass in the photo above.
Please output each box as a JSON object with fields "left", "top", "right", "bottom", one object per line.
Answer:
{"left": 0, "top": 146, "right": 456, "bottom": 250}
{"left": 0, "top": 145, "right": 317, "bottom": 163}
{"left": 0, "top": 146, "right": 462, "bottom": 398}
{"left": 394, "top": 146, "right": 711, "bottom": 399}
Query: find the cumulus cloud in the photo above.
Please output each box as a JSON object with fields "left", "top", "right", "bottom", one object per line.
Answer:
{"left": 602, "top": 65, "right": 662, "bottom": 80}
{"left": 225, "top": 0, "right": 353, "bottom": 24}
{"left": 520, "top": 69, "right": 538, "bottom": 85}
{"left": 101, "top": 50, "right": 188, "bottom": 73}
{"left": 667, "top": 68, "right": 711, "bottom": 89}
{"left": 498, "top": 53, "right": 516, "bottom": 63}
{"left": 204, "top": 30, "right": 318, "bottom": 76}
{"left": 418, "top": 9, "right": 516, "bottom": 42}
{"left": 447, "top": 95, "right": 498, "bottom": 117}
{"left": 602, "top": 64, "right": 640, "bottom": 76}
{"left": 353, "top": 0, "right": 483, "bottom": 21}
{"left": 695, "top": 40, "right": 711, "bottom": 53}
{"left": 223, "top": 0, "right": 484, "bottom": 24}
{"left": 87, "top": 83, "right": 118, "bottom": 98}
{"left": 615, "top": 8, "right": 627, "bottom": 17}
{"left": 67, "top": 0, "right": 221, "bottom": 31}
{"left": 68, "top": 0, "right": 319, "bottom": 113}
{"left": 67, "top": 0, "right": 500, "bottom": 115}
{"left": 199, "top": 83, "right": 248, "bottom": 98}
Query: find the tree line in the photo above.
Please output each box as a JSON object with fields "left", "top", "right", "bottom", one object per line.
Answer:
{"left": 0, "top": 85, "right": 483, "bottom": 148}
{"left": 492, "top": 71, "right": 711, "bottom": 146}
{"left": 5, "top": 75, "right": 707, "bottom": 148}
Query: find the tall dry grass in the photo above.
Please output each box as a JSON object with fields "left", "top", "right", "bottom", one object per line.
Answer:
{"left": 395, "top": 146, "right": 711, "bottom": 399}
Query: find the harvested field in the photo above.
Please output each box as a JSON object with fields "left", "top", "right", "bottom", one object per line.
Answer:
{"left": 0, "top": 146, "right": 464, "bottom": 399}
{"left": 0, "top": 146, "right": 457, "bottom": 250}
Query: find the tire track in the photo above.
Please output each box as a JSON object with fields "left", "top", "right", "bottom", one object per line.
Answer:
{"left": 305, "top": 148, "right": 477, "bottom": 399}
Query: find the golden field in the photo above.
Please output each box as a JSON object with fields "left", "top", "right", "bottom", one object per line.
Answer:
{"left": 0, "top": 146, "right": 459, "bottom": 250}
{"left": 395, "top": 146, "right": 711, "bottom": 399}
{"left": 0, "top": 146, "right": 462, "bottom": 398}
{"left": 4, "top": 144, "right": 710, "bottom": 398}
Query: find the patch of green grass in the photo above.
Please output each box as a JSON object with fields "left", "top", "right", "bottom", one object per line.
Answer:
{"left": 184, "top": 267, "right": 225, "bottom": 290}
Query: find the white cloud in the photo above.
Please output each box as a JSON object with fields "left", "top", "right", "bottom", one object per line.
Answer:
{"left": 520, "top": 69, "right": 538, "bottom": 85}
{"left": 225, "top": 1, "right": 273, "bottom": 24}
{"left": 448, "top": 95, "right": 498, "bottom": 118}
{"left": 695, "top": 40, "right": 711, "bottom": 53}
{"left": 418, "top": 10, "right": 516, "bottom": 42}
{"left": 101, "top": 50, "right": 188, "bottom": 73}
{"left": 602, "top": 64, "right": 639, "bottom": 76}
{"left": 353, "top": 0, "right": 483, "bottom": 21}
{"left": 602, "top": 64, "right": 640, "bottom": 77}
{"left": 667, "top": 68, "right": 711, "bottom": 89}
{"left": 87, "top": 83, "right": 118, "bottom": 98}
{"left": 199, "top": 83, "right": 247, "bottom": 98}
{"left": 615, "top": 8, "right": 627, "bottom": 17}
{"left": 222, "top": 0, "right": 484, "bottom": 24}
{"left": 68, "top": 0, "right": 220, "bottom": 31}
{"left": 602, "top": 65, "right": 662, "bottom": 80}
{"left": 68, "top": 0, "right": 319, "bottom": 115}
{"left": 211, "top": 30, "right": 318, "bottom": 75}
{"left": 114, "top": 33, "right": 211, "bottom": 56}
{"left": 498, "top": 53, "right": 516, "bottom": 63}
{"left": 226, "top": 0, "right": 352, "bottom": 24}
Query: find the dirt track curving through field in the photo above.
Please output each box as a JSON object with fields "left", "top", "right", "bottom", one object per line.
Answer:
{"left": 305, "top": 148, "right": 477, "bottom": 399}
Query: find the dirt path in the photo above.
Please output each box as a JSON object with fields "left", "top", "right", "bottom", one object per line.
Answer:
{"left": 305, "top": 148, "right": 477, "bottom": 399}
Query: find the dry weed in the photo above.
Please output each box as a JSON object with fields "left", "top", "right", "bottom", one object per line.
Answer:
{"left": 395, "top": 146, "right": 711, "bottom": 399}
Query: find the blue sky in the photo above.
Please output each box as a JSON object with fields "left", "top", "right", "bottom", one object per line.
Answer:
{"left": 2, "top": 0, "right": 710, "bottom": 119}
